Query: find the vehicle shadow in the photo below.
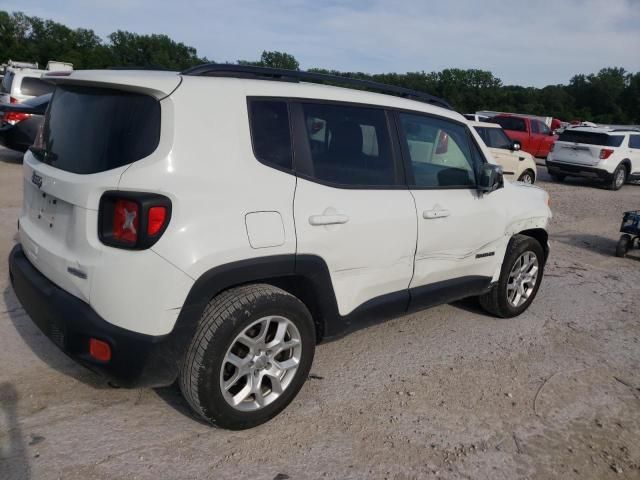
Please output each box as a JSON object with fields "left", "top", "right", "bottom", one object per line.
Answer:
{"left": 0, "top": 148, "right": 23, "bottom": 165}
{"left": 450, "top": 296, "right": 486, "bottom": 315}
{"left": 153, "top": 383, "right": 210, "bottom": 426}
{"left": 2, "top": 285, "right": 112, "bottom": 389}
{"left": 552, "top": 233, "right": 640, "bottom": 261}
{"left": 0, "top": 383, "right": 30, "bottom": 480}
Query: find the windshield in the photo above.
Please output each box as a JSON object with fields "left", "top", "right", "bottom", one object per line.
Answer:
{"left": 474, "top": 126, "right": 512, "bottom": 149}
{"left": 557, "top": 130, "right": 623, "bottom": 147}
{"left": 34, "top": 85, "right": 161, "bottom": 174}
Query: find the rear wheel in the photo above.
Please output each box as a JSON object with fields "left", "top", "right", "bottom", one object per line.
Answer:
{"left": 616, "top": 234, "right": 631, "bottom": 258}
{"left": 517, "top": 169, "right": 535, "bottom": 184}
{"left": 479, "top": 235, "right": 545, "bottom": 318}
{"left": 180, "top": 284, "right": 316, "bottom": 430}
{"left": 607, "top": 164, "right": 627, "bottom": 191}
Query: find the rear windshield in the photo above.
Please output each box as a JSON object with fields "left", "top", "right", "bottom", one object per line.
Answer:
{"left": 36, "top": 85, "right": 160, "bottom": 174}
{"left": 557, "top": 130, "right": 624, "bottom": 147}
{"left": 19, "top": 76, "right": 55, "bottom": 97}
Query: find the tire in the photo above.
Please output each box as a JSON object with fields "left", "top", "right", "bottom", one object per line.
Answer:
{"left": 550, "top": 173, "right": 565, "bottom": 182}
{"left": 479, "top": 235, "right": 545, "bottom": 318}
{"left": 607, "top": 164, "right": 627, "bottom": 191}
{"left": 179, "top": 284, "right": 316, "bottom": 430}
{"left": 517, "top": 169, "right": 535, "bottom": 184}
{"left": 616, "top": 234, "right": 631, "bottom": 258}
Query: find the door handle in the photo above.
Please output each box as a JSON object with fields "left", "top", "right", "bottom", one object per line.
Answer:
{"left": 309, "top": 214, "right": 350, "bottom": 226}
{"left": 423, "top": 209, "right": 450, "bottom": 219}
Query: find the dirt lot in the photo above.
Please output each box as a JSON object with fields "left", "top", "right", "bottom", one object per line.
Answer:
{"left": 1, "top": 146, "right": 639, "bottom": 480}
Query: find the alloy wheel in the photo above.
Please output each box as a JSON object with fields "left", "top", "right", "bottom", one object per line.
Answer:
{"left": 220, "top": 316, "right": 302, "bottom": 411}
{"left": 506, "top": 251, "right": 539, "bottom": 308}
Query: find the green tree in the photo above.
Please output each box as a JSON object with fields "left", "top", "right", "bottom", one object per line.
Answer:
{"left": 238, "top": 50, "right": 299, "bottom": 70}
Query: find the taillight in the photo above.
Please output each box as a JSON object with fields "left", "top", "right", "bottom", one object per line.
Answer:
{"left": 99, "top": 192, "right": 171, "bottom": 249}
{"left": 599, "top": 148, "right": 614, "bottom": 160}
{"left": 113, "top": 199, "right": 139, "bottom": 245}
{"left": 147, "top": 206, "right": 167, "bottom": 236}
{"left": 4, "top": 111, "right": 31, "bottom": 125}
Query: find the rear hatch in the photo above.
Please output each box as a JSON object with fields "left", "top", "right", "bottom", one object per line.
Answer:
{"left": 19, "top": 70, "right": 180, "bottom": 302}
{"left": 553, "top": 130, "right": 624, "bottom": 166}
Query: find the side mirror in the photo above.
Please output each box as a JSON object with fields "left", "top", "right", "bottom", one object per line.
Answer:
{"left": 511, "top": 141, "right": 521, "bottom": 151}
{"left": 477, "top": 163, "right": 504, "bottom": 193}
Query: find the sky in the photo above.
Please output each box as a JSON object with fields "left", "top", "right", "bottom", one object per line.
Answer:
{"left": 3, "top": 0, "right": 640, "bottom": 87}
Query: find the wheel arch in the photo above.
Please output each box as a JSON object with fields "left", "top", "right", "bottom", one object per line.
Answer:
{"left": 518, "top": 228, "right": 549, "bottom": 261}
{"left": 172, "top": 255, "right": 339, "bottom": 357}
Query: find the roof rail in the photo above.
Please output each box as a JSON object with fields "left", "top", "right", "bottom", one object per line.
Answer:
{"left": 611, "top": 128, "right": 640, "bottom": 132}
{"left": 181, "top": 64, "right": 452, "bottom": 110}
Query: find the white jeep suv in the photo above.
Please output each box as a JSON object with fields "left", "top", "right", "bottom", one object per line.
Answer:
{"left": 8, "top": 65, "right": 552, "bottom": 429}
{"left": 547, "top": 127, "right": 640, "bottom": 190}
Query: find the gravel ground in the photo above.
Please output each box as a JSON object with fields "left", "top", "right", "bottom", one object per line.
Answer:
{"left": 1, "top": 146, "right": 639, "bottom": 480}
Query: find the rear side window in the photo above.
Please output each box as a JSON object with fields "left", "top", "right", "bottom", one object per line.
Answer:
{"left": 629, "top": 135, "right": 640, "bottom": 149}
{"left": 557, "top": 131, "right": 624, "bottom": 147}
{"left": 1, "top": 72, "right": 14, "bottom": 93}
{"left": 248, "top": 100, "right": 292, "bottom": 170}
{"left": 475, "top": 126, "right": 512, "bottom": 149}
{"left": 36, "top": 86, "right": 160, "bottom": 174}
{"left": 19, "top": 76, "right": 55, "bottom": 97}
{"left": 400, "top": 113, "right": 477, "bottom": 188}
{"left": 300, "top": 103, "right": 397, "bottom": 186}
{"left": 493, "top": 117, "right": 526, "bottom": 132}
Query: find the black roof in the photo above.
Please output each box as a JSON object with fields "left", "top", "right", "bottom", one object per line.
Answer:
{"left": 181, "top": 64, "right": 452, "bottom": 110}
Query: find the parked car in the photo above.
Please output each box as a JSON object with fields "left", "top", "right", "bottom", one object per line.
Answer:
{"left": 0, "top": 93, "right": 50, "bottom": 152}
{"left": 490, "top": 114, "right": 557, "bottom": 158}
{"left": 8, "top": 65, "right": 551, "bottom": 429}
{"left": 471, "top": 121, "right": 537, "bottom": 183}
{"left": 547, "top": 127, "right": 640, "bottom": 190}
{"left": 0, "top": 60, "right": 71, "bottom": 104}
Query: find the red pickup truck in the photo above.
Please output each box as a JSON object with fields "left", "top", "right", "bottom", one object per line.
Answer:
{"left": 490, "top": 114, "right": 557, "bottom": 158}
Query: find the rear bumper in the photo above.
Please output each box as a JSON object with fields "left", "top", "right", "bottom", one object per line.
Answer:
{"left": 8, "top": 244, "right": 182, "bottom": 387}
{"left": 546, "top": 159, "right": 612, "bottom": 180}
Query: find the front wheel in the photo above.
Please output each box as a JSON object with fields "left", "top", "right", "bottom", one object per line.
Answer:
{"left": 179, "top": 284, "right": 316, "bottom": 430}
{"left": 616, "top": 234, "right": 631, "bottom": 258}
{"left": 517, "top": 169, "right": 536, "bottom": 184}
{"left": 479, "top": 235, "right": 545, "bottom": 318}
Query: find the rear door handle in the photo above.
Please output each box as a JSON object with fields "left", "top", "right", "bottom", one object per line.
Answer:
{"left": 309, "top": 214, "right": 350, "bottom": 226}
{"left": 423, "top": 209, "right": 450, "bottom": 219}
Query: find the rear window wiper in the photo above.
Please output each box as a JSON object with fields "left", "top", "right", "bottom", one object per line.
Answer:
{"left": 29, "top": 146, "right": 58, "bottom": 162}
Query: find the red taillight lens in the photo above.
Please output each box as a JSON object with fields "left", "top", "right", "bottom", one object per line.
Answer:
{"left": 113, "top": 199, "right": 139, "bottom": 244}
{"left": 599, "top": 148, "right": 614, "bottom": 160}
{"left": 89, "top": 338, "right": 112, "bottom": 362}
{"left": 4, "top": 111, "right": 30, "bottom": 125}
{"left": 147, "top": 206, "right": 167, "bottom": 236}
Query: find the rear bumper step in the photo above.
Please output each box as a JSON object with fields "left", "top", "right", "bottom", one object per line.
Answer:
{"left": 8, "top": 244, "right": 180, "bottom": 388}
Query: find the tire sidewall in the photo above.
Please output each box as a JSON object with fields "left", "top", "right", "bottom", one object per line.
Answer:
{"left": 611, "top": 164, "right": 627, "bottom": 190}
{"left": 196, "top": 290, "right": 315, "bottom": 429}
{"left": 496, "top": 237, "right": 545, "bottom": 317}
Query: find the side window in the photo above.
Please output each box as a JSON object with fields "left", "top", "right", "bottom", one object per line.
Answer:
{"left": 538, "top": 121, "right": 551, "bottom": 135}
{"left": 19, "top": 77, "right": 55, "bottom": 97}
{"left": 249, "top": 100, "right": 293, "bottom": 171}
{"left": 629, "top": 135, "right": 640, "bottom": 149}
{"left": 531, "top": 120, "right": 539, "bottom": 134}
{"left": 495, "top": 117, "right": 526, "bottom": 132}
{"left": 300, "top": 103, "right": 397, "bottom": 186}
{"left": 399, "top": 113, "right": 477, "bottom": 188}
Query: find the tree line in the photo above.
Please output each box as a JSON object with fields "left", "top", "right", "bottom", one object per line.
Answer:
{"left": 1, "top": 10, "right": 638, "bottom": 124}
